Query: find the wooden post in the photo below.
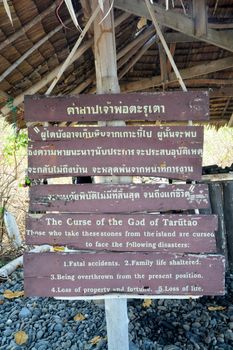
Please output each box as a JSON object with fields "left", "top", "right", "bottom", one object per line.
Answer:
{"left": 91, "top": 1, "right": 130, "bottom": 349}
{"left": 208, "top": 182, "right": 228, "bottom": 267}
{"left": 223, "top": 181, "right": 233, "bottom": 271}
{"left": 193, "top": 0, "right": 207, "bottom": 38}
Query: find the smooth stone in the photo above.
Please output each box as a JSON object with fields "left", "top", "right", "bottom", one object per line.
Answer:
{"left": 37, "top": 330, "right": 44, "bottom": 339}
{"left": 54, "top": 324, "right": 63, "bottom": 332}
{"left": 65, "top": 332, "right": 74, "bottom": 340}
{"left": 204, "top": 335, "right": 212, "bottom": 344}
{"left": 217, "top": 336, "right": 225, "bottom": 343}
{"left": 225, "top": 329, "right": 233, "bottom": 340}
{"left": 65, "top": 340, "right": 72, "bottom": 347}
{"left": 71, "top": 345, "right": 78, "bottom": 350}
{"left": 38, "top": 346, "right": 47, "bottom": 350}
{"left": 4, "top": 328, "right": 12, "bottom": 336}
{"left": 129, "top": 341, "right": 139, "bottom": 350}
{"left": 19, "top": 307, "right": 31, "bottom": 319}
{"left": 183, "top": 324, "right": 190, "bottom": 331}
{"left": 192, "top": 322, "right": 201, "bottom": 328}
{"left": 96, "top": 339, "right": 107, "bottom": 350}
{"left": 6, "top": 319, "right": 13, "bottom": 326}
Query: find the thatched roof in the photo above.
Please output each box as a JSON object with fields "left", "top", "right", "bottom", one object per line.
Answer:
{"left": 1, "top": 0, "right": 233, "bottom": 128}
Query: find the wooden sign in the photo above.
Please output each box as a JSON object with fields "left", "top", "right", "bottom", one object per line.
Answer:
{"left": 29, "top": 184, "right": 210, "bottom": 213}
{"left": 26, "top": 214, "right": 217, "bottom": 253}
{"left": 24, "top": 91, "right": 209, "bottom": 122}
{"left": 24, "top": 252, "right": 225, "bottom": 297}
{"left": 28, "top": 126, "right": 203, "bottom": 180}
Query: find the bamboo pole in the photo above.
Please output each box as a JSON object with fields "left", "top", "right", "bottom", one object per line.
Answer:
{"left": 0, "top": 245, "right": 51, "bottom": 279}
{"left": 119, "top": 34, "right": 157, "bottom": 79}
{"left": 45, "top": 4, "right": 101, "bottom": 95}
{"left": 91, "top": 1, "right": 130, "bottom": 348}
{"left": 117, "top": 26, "right": 154, "bottom": 60}
{"left": 145, "top": 0, "right": 187, "bottom": 92}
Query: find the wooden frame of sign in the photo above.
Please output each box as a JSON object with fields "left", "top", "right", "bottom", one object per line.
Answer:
{"left": 23, "top": 7, "right": 225, "bottom": 346}
{"left": 24, "top": 91, "right": 225, "bottom": 300}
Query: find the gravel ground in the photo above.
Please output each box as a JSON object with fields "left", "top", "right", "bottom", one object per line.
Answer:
{"left": 0, "top": 270, "right": 233, "bottom": 350}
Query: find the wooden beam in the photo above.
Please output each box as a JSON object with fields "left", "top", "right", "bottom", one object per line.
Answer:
{"left": 83, "top": 29, "right": 157, "bottom": 94}
{"left": 92, "top": 1, "right": 119, "bottom": 95}
{"left": 210, "top": 88, "right": 233, "bottom": 98}
{"left": 119, "top": 35, "right": 157, "bottom": 79}
{"left": 166, "top": 43, "right": 176, "bottom": 75}
{"left": 80, "top": 0, "right": 92, "bottom": 22}
{"left": 117, "top": 26, "right": 154, "bottom": 60}
{"left": 0, "top": 3, "right": 57, "bottom": 52}
{"left": 209, "top": 22, "right": 233, "bottom": 29}
{"left": 120, "top": 56, "right": 233, "bottom": 92}
{"left": 114, "top": 0, "right": 233, "bottom": 53}
{"left": 221, "top": 98, "right": 231, "bottom": 119}
{"left": 46, "top": 5, "right": 100, "bottom": 95}
{"left": 193, "top": 0, "right": 207, "bottom": 37}
{"left": 157, "top": 26, "right": 168, "bottom": 87}
{"left": 158, "top": 41, "right": 168, "bottom": 87}
{"left": 228, "top": 113, "right": 233, "bottom": 127}
{"left": 168, "top": 79, "right": 233, "bottom": 87}
{"left": 146, "top": 0, "right": 188, "bottom": 92}
{"left": 165, "top": 33, "right": 198, "bottom": 43}
{"left": 71, "top": 77, "right": 93, "bottom": 94}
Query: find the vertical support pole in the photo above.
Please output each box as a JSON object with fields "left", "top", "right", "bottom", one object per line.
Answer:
{"left": 209, "top": 182, "right": 228, "bottom": 268}
{"left": 158, "top": 41, "right": 168, "bottom": 90}
{"left": 91, "top": 1, "right": 130, "bottom": 349}
{"left": 223, "top": 181, "right": 233, "bottom": 271}
{"left": 193, "top": 0, "right": 207, "bottom": 38}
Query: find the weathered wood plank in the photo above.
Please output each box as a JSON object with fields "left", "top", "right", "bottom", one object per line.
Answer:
{"left": 24, "top": 252, "right": 225, "bottom": 297}
{"left": 223, "top": 181, "right": 233, "bottom": 272}
{"left": 26, "top": 213, "right": 217, "bottom": 253}
{"left": 114, "top": 0, "right": 233, "bottom": 53}
{"left": 209, "top": 183, "right": 228, "bottom": 263}
{"left": 120, "top": 57, "right": 233, "bottom": 93}
{"left": 193, "top": 0, "right": 207, "bottom": 38}
{"left": 24, "top": 92, "right": 209, "bottom": 122}
{"left": 29, "top": 184, "right": 210, "bottom": 213}
{"left": 27, "top": 126, "right": 203, "bottom": 180}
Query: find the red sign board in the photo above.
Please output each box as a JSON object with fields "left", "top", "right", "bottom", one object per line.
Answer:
{"left": 28, "top": 126, "right": 203, "bottom": 180}
{"left": 24, "top": 91, "right": 225, "bottom": 300}
{"left": 24, "top": 252, "right": 225, "bottom": 297}
{"left": 26, "top": 213, "right": 217, "bottom": 253}
{"left": 29, "top": 184, "right": 210, "bottom": 213}
{"left": 24, "top": 91, "right": 209, "bottom": 122}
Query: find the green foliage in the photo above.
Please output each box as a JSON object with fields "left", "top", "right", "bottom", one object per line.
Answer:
{"left": 2, "top": 130, "right": 28, "bottom": 162}
{"left": 19, "top": 177, "right": 31, "bottom": 188}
